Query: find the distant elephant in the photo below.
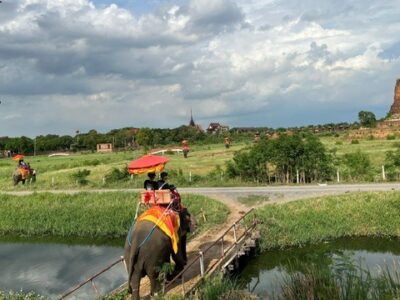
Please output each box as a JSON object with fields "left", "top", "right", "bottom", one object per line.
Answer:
{"left": 124, "top": 208, "right": 192, "bottom": 300}
{"left": 13, "top": 167, "right": 36, "bottom": 186}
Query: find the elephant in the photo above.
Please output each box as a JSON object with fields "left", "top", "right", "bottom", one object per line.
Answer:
{"left": 124, "top": 208, "right": 193, "bottom": 300}
{"left": 13, "top": 167, "right": 36, "bottom": 186}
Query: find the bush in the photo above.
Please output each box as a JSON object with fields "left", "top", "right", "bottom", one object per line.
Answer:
{"left": 105, "top": 167, "right": 130, "bottom": 183}
{"left": 387, "top": 134, "right": 396, "bottom": 140}
{"left": 335, "top": 141, "right": 343, "bottom": 145}
{"left": 70, "top": 169, "right": 91, "bottom": 185}
{"left": 350, "top": 139, "right": 359, "bottom": 144}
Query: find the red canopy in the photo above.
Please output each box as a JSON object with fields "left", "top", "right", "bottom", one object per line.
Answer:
{"left": 12, "top": 154, "right": 24, "bottom": 161}
{"left": 128, "top": 155, "right": 169, "bottom": 175}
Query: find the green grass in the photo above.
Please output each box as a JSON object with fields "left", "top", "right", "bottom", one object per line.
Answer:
{"left": 278, "top": 260, "right": 400, "bottom": 300}
{"left": 1, "top": 135, "right": 400, "bottom": 191}
{"left": 0, "top": 192, "right": 228, "bottom": 239}
{"left": 320, "top": 135, "right": 400, "bottom": 168}
{"left": 0, "top": 143, "right": 245, "bottom": 191}
{"left": 255, "top": 191, "right": 400, "bottom": 250}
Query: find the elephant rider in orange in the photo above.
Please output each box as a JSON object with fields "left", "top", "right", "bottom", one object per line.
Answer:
{"left": 18, "top": 159, "right": 30, "bottom": 180}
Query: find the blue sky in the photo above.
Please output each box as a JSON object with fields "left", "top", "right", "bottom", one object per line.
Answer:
{"left": 0, "top": 0, "right": 399, "bottom": 137}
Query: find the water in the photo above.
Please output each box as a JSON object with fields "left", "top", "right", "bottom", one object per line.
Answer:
{"left": 0, "top": 236, "right": 125, "bottom": 299}
{"left": 240, "top": 237, "right": 400, "bottom": 298}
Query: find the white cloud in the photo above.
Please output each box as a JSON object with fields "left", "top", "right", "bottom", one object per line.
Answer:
{"left": 0, "top": 0, "right": 400, "bottom": 136}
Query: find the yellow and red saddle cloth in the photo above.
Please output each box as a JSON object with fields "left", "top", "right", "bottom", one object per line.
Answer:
{"left": 137, "top": 206, "right": 180, "bottom": 254}
{"left": 18, "top": 167, "right": 29, "bottom": 180}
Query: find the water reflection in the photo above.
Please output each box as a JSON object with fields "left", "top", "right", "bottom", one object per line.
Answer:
{"left": 0, "top": 238, "right": 125, "bottom": 299}
{"left": 240, "top": 237, "right": 400, "bottom": 298}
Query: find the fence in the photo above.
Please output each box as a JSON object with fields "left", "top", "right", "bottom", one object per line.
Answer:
{"left": 59, "top": 257, "right": 126, "bottom": 299}
{"left": 164, "top": 208, "right": 257, "bottom": 297}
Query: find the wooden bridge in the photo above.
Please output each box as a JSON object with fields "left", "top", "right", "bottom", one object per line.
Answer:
{"left": 59, "top": 209, "right": 259, "bottom": 299}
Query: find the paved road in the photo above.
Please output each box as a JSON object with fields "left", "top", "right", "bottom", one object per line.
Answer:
{"left": 3, "top": 183, "right": 400, "bottom": 202}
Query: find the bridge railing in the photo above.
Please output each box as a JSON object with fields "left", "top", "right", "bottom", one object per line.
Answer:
{"left": 58, "top": 257, "right": 126, "bottom": 299}
{"left": 164, "top": 208, "right": 257, "bottom": 296}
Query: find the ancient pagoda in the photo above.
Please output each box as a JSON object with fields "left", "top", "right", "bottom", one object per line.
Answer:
{"left": 388, "top": 79, "right": 400, "bottom": 119}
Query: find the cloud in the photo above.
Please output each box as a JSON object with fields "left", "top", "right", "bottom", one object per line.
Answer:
{"left": 0, "top": 0, "right": 400, "bottom": 136}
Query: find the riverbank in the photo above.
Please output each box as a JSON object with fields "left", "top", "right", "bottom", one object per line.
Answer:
{"left": 255, "top": 191, "right": 400, "bottom": 250}
{"left": 0, "top": 192, "right": 228, "bottom": 239}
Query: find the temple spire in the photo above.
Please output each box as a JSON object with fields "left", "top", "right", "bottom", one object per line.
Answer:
{"left": 189, "top": 109, "right": 195, "bottom": 127}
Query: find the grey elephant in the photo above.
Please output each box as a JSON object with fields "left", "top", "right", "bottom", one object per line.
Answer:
{"left": 124, "top": 210, "right": 190, "bottom": 300}
{"left": 13, "top": 167, "right": 36, "bottom": 185}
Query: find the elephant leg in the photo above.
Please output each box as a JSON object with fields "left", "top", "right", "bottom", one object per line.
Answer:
{"left": 148, "top": 273, "right": 160, "bottom": 297}
{"left": 129, "top": 269, "right": 142, "bottom": 300}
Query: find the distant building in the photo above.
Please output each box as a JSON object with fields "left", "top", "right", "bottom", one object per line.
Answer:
{"left": 97, "top": 143, "right": 113, "bottom": 153}
{"left": 207, "top": 122, "right": 230, "bottom": 134}
{"left": 188, "top": 109, "right": 204, "bottom": 132}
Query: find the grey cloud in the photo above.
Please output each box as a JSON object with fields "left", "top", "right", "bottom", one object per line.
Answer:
{"left": 187, "top": 0, "right": 244, "bottom": 34}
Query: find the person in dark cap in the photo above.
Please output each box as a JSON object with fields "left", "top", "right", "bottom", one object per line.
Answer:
{"left": 144, "top": 172, "right": 158, "bottom": 190}
{"left": 157, "top": 171, "right": 170, "bottom": 190}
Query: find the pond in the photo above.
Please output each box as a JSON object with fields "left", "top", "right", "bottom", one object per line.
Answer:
{"left": 240, "top": 237, "right": 400, "bottom": 298}
{"left": 0, "top": 236, "right": 125, "bottom": 299}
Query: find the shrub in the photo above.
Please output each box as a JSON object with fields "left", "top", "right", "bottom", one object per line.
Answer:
{"left": 387, "top": 134, "right": 396, "bottom": 140}
{"left": 350, "top": 139, "right": 359, "bottom": 144}
{"left": 335, "top": 141, "right": 343, "bottom": 145}
{"left": 70, "top": 169, "right": 91, "bottom": 185}
{"left": 105, "top": 167, "right": 129, "bottom": 183}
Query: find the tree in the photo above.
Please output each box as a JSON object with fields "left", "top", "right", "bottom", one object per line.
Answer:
{"left": 135, "top": 128, "right": 154, "bottom": 149}
{"left": 358, "top": 111, "right": 377, "bottom": 128}
{"left": 225, "top": 134, "right": 333, "bottom": 183}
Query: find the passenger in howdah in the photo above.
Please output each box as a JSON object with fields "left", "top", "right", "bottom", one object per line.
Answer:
{"left": 157, "top": 171, "right": 170, "bottom": 190}
{"left": 143, "top": 172, "right": 158, "bottom": 190}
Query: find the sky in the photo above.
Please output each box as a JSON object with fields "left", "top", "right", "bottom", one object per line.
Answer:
{"left": 0, "top": 0, "right": 400, "bottom": 137}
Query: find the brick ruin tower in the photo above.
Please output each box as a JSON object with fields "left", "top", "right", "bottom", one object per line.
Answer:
{"left": 388, "top": 79, "right": 400, "bottom": 119}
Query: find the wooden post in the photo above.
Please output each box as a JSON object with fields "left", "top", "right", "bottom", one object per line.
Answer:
{"left": 382, "top": 165, "right": 386, "bottom": 180}
{"left": 199, "top": 251, "right": 204, "bottom": 277}
{"left": 337, "top": 169, "right": 340, "bottom": 183}
{"left": 296, "top": 169, "right": 299, "bottom": 184}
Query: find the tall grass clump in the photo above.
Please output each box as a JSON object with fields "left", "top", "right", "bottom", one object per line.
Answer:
{"left": 256, "top": 191, "right": 400, "bottom": 250}
{"left": 278, "top": 259, "right": 400, "bottom": 300}
{"left": 104, "top": 167, "right": 130, "bottom": 184}
{"left": 70, "top": 169, "right": 91, "bottom": 185}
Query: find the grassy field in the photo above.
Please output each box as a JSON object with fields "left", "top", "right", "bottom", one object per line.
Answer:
{"left": 320, "top": 135, "right": 400, "bottom": 167}
{"left": 0, "top": 192, "right": 228, "bottom": 239}
{"left": 255, "top": 191, "right": 400, "bottom": 250}
{"left": 0, "top": 143, "right": 246, "bottom": 190}
{"left": 2, "top": 135, "right": 400, "bottom": 191}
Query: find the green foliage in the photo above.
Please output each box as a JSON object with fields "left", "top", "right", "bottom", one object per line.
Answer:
{"left": 104, "top": 167, "right": 130, "bottom": 183}
{"left": 350, "top": 139, "right": 359, "bottom": 144}
{"left": 226, "top": 134, "right": 334, "bottom": 183}
{"left": 70, "top": 169, "right": 91, "bottom": 185}
{"left": 341, "top": 151, "right": 372, "bottom": 181}
{"left": 358, "top": 110, "right": 377, "bottom": 128}
{"left": 385, "top": 145, "right": 400, "bottom": 180}
{"left": 387, "top": 134, "right": 396, "bottom": 140}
